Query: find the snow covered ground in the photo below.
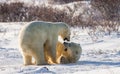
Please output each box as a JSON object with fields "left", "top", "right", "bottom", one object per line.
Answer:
{"left": 0, "top": 22, "right": 120, "bottom": 74}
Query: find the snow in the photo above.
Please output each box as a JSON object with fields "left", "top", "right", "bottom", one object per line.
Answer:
{"left": 0, "top": 22, "right": 120, "bottom": 74}
{"left": 75, "top": 67, "right": 120, "bottom": 74}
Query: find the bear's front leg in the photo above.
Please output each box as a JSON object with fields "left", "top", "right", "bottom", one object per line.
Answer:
{"left": 60, "top": 56, "right": 69, "bottom": 64}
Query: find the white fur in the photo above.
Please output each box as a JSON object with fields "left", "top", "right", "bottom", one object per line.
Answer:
{"left": 58, "top": 35, "right": 64, "bottom": 44}
{"left": 19, "top": 21, "right": 70, "bottom": 65}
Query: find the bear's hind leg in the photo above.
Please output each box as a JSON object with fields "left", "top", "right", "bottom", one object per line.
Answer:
{"left": 32, "top": 48, "right": 48, "bottom": 65}
{"left": 50, "top": 43, "right": 57, "bottom": 64}
{"left": 23, "top": 55, "right": 32, "bottom": 65}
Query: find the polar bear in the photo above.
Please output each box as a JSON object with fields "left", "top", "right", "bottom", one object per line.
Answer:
{"left": 44, "top": 42, "right": 82, "bottom": 64}
{"left": 19, "top": 21, "right": 70, "bottom": 65}
{"left": 56, "top": 42, "right": 82, "bottom": 64}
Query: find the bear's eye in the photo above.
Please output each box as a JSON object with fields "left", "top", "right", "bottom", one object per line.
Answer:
{"left": 64, "top": 48, "right": 68, "bottom": 51}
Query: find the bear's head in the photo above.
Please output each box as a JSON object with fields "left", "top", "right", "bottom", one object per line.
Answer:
{"left": 56, "top": 42, "right": 82, "bottom": 64}
{"left": 57, "top": 22, "right": 71, "bottom": 43}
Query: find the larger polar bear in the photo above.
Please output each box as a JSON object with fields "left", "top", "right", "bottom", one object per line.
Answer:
{"left": 19, "top": 21, "right": 70, "bottom": 65}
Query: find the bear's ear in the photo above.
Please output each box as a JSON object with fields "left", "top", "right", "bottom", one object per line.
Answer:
{"left": 63, "top": 42, "right": 69, "bottom": 47}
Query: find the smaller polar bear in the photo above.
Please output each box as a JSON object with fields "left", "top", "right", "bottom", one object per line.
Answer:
{"left": 56, "top": 42, "right": 82, "bottom": 64}
{"left": 19, "top": 21, "right": 70, "bottom": 65}
{"left": 46, "top": 41, "right": 82, "bottom": 64}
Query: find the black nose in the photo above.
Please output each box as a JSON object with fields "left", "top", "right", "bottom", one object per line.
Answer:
{"left": 64, "top": 38, "right": 70, "bottom": 41}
